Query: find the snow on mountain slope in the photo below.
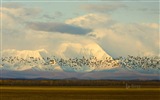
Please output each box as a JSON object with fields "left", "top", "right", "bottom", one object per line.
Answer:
{"left": 1, "top": 49, "right": 63, "bottom": 71}
{"left": 0, "top": 46, "right": 159, "bottom": 79}
{"left": 53, "top": 42, "right": 119, "bottom": 72}
{"left": 1, "top": 42, "right": 119, "bottom": 72}
{"left": 2, "top": 49, "right": 48, "bottom": 59}
{"left": 54, "top": 42, "right": 111, "bottom": 59}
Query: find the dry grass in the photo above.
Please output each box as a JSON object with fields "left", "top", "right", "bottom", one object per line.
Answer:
{"left": 1, "top": 86, "right": 160, "bottom": 100}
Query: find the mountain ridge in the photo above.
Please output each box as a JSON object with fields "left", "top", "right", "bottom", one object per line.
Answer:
{"left": 1, "top": 42, "right": 119, "bottom": 72}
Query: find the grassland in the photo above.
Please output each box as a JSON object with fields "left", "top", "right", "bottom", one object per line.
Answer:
{"left": 1, "top": 80, "right": 160, "bottom": 100}
{"left": 1, "top": 86, "right": 160, "bottom": 100}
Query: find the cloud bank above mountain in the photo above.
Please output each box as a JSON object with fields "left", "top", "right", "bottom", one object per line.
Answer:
{"left": 27, "top": 22, "right": 92, "bottom": 35}
{"left": 66, "top": 13, "right": 159, "bottom": 57}
{"left": 1, "top": 2, "right": 159, "bottom": 57}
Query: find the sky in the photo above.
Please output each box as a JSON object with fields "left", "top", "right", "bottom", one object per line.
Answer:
{"left": 1, "top": 0, "right": 159, "bottom": 57}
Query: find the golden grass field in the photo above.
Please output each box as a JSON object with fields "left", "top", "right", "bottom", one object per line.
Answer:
{"left": 1, "top": 86, "right": 160, "bottom": 100}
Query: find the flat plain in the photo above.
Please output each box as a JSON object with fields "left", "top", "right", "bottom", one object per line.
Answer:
{"left": 1, "top": 86, "right": 160, "bottom": 100}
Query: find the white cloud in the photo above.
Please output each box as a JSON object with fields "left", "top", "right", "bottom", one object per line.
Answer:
{"left": 66, "top": 13, "right": 159, "bottom": 57}
{"left": 1, "top": 4, "right": 159, "bottom": 57}
{"left": 1, "top": 6, "right": 41, "bottom": 50}
{"left": 66, "top": 13, "right": 114, "bottom": 28}
{"left": 142, "top": 23, "right": 159, "bottom": 29}
{"left": 1, "top": 5, "right": 41, "bottom": 35}
{"left": 96, "top": 27, "right": 157, "bottom": 57}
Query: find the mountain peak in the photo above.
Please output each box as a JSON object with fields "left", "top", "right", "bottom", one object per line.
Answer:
{"left": 1, "top": 42, "right": 118, "bottom": 72}
{"left": 54, "top": 42, "right": 111, "bottom": 60}
{"left": 2, "top": 49, "right": 48, "bottom": 59}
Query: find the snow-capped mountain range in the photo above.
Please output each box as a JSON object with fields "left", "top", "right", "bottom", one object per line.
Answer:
{"left": 0, "top": 43, "right": 159, "bottom": 80}
{"left": 0, "top": 43, "right": 118, "bottom": 72}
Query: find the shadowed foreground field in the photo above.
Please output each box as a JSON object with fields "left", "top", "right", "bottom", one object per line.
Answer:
{"left": 1, "top": 87, "right": 160, "bottom": 100}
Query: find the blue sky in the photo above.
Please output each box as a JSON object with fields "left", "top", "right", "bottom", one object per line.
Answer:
{"left": 1, "top": 0, "right": 159, "bottom": 57}
{"left": 2, "top": 1, "right": 159, "bottom": 23}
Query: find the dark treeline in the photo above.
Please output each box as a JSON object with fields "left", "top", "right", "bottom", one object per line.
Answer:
{"left": 0, "top": 79, "right": 159, "bottom": 88}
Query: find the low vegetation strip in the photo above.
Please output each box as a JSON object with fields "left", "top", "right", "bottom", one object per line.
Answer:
{"left": 0, "top": 86, "right": 160, "bottom": 91}
{"left": 0, "top": 80, "right": 159, "bottom": 87}
{"left": 1, "top": 86, "right": 160, "bottom": 100}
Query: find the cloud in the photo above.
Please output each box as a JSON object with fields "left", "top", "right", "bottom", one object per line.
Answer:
{"left": 3, "top": 3, "right": 22, "bottom": 9}
{"left": 2, "top": 3, "right": 159, "bottom": 58}
{"left": 27, "top": 22, "right": 92, "bottom": 35}
{"left": 1, "top": 3, "right": 93, "bottom": 52}
{"left": 1, "top": 5, "right": 42, "bottom": 50}
{"left": 1, "top": 3, "right": 42, "bottom": 38}
{"left": 2, "top": 4, "right": 41, "bottom": 20}
{"left": 66, "top": 13, "right": 114, "bottom": 28}
{"left": 1, "top": 8, "right": 27, "bottom": 38}
{"left": 81, "top": 4, "right": 127, "bottom": 13}
{"left": 66, "top": 13, "right": 159, "bottom": 57}
{"left": 42, "top": 14, "right": 55, "bottom": 20}
{"left": 96, "top": 23, "right": 159, "bottom": 57}
{"left": 1, "top": 3, "right": 42, "bottom": 41}
{"left": 42, "top": 11, "right": 63, "bottom": 20}
{"left": 21, "top": 29, "right": 96, "bottom": 53}
{"left": 142, "top": 23, "right": 159, "bottom": 29}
